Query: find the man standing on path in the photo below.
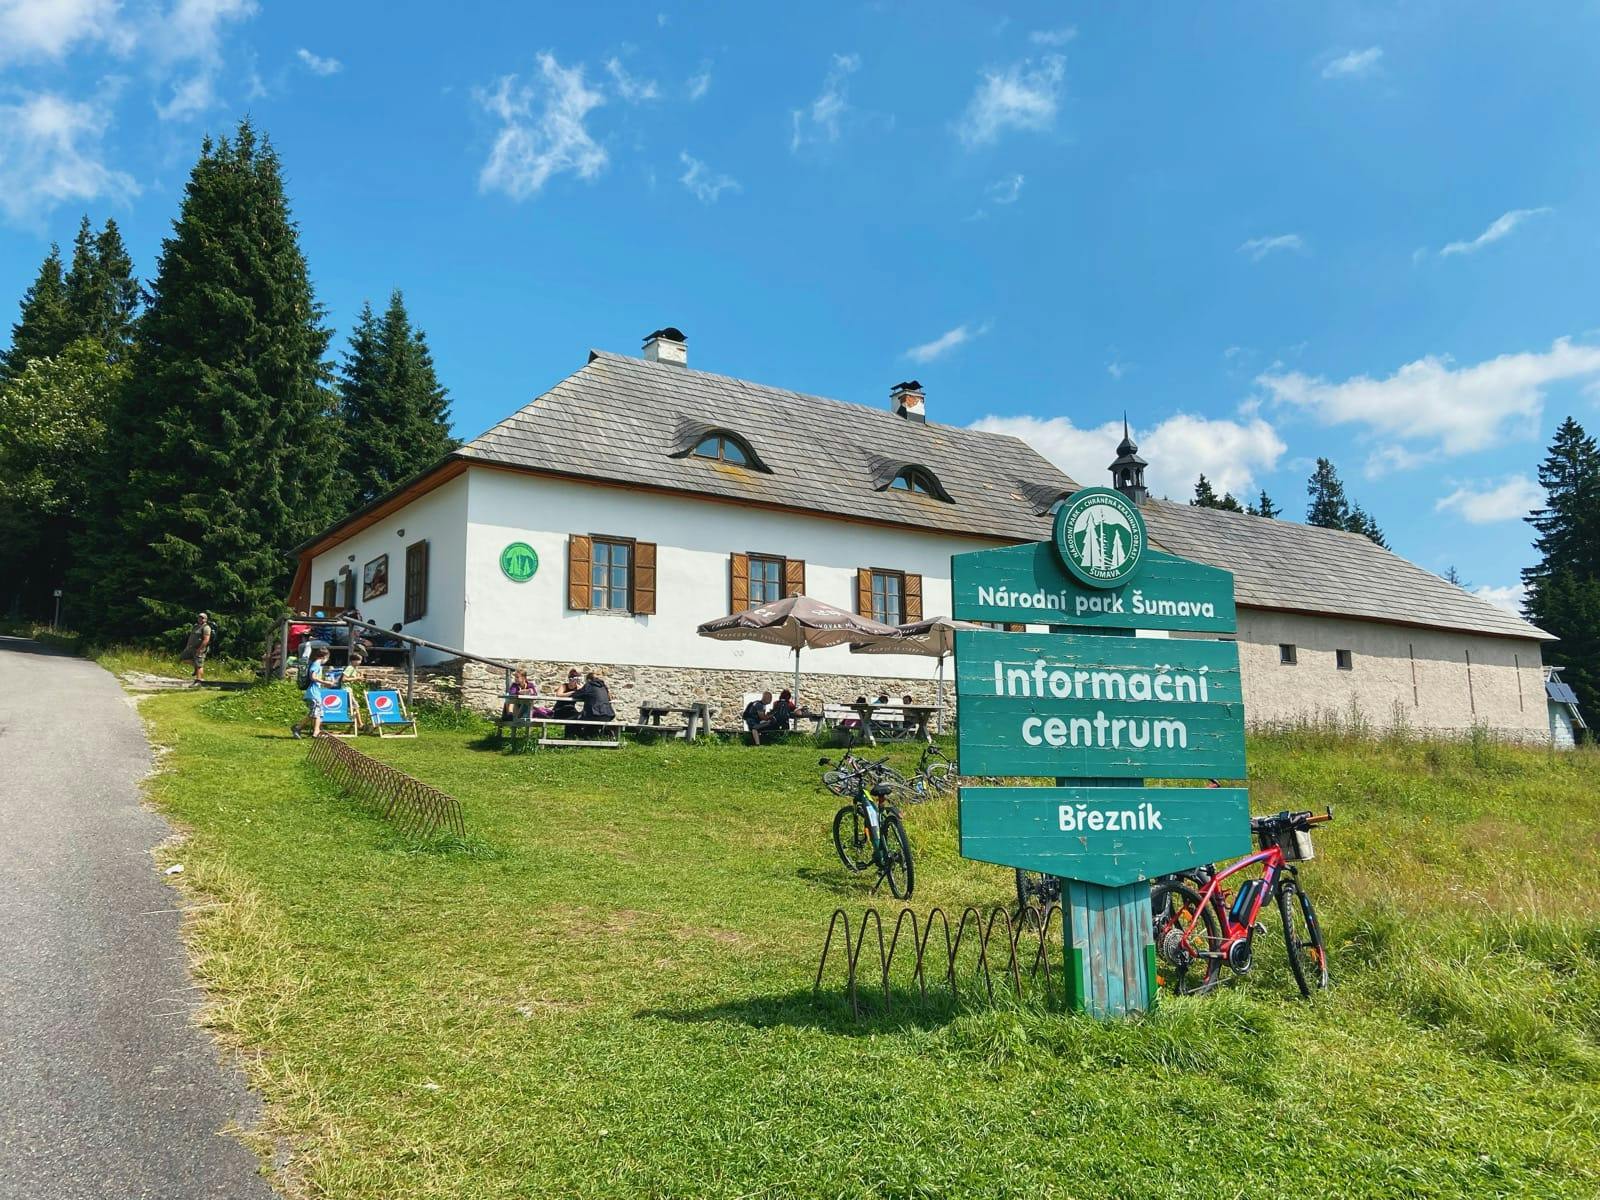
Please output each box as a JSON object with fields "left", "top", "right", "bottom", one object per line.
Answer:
{"left": 180, "top": 612, "right": 213, "bottom": 686}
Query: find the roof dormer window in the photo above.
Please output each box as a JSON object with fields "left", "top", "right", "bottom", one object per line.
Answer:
{"left": 890, "top": 467, "right": 937, "bottom": 495}
{"left": 693, "top": 433, "right": 752, "bottom": 466}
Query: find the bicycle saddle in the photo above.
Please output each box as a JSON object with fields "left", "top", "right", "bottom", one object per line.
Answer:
{"left": 870, "top": 782, "right": 896, "bottom": 799}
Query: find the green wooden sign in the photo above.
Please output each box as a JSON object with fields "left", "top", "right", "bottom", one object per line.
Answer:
{"left": 953, "top": 628, "right": 1246, "bottom": 779}
{"left": 500, "top": 542, "right": 539, "bottom": 582}
{"left": 951, "top": 542, "right": 1235, "bottom": 634}
{"left": 959, "top": 785, "right": 1251, "bottom": 887}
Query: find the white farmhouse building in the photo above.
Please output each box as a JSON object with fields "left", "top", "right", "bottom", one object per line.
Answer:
{"left": 291, "top": 329, "right": 1554, "bottom": 738}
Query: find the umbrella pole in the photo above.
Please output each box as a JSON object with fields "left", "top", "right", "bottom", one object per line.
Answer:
{"left": 937, "top": 654, "right": 946, "bottom": 734}
{"left": 793, "top": 646, "right": 801, "bottom": 704}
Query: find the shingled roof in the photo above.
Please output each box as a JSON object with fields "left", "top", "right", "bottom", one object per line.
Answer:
{"left": 1141, "top": 501, "right": 1550, "bottom": 641}
{"left": 314, "top": 345, "right": 1547, "bottom": 643}
{"left": 458, "top": 349, "right": 1070, "bottom": 543}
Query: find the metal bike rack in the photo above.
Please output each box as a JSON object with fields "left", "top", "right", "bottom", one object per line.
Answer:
{"left": 304, "top": 734, "right": 466, "bottom": 839}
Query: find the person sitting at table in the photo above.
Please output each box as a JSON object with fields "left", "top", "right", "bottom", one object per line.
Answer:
{"left": 743, "top": 691, "right": 772, "bottom": 744}
{"left": 763, "top": 688, "right": 797, "bottom": 735}
{"left": 503, "top": 668, "right": 532, "bottom": 721}
{"left": 571, "top": 670, "right": 615, "bottom": 735}
{"left": 873, "top": 691, "right": 891, "bottom": 707}
{"left": 551, "top": 668, "right": 582, "bottom": 720}
{"left": 901, "top": 694, "right": 915, "bottom": 705}
{"left": 840, "top": 695, "right": 868, "bottom": 730}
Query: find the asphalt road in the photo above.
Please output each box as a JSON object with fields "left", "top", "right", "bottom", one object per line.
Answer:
{"left": 0, "top": 637, "right": 276, "bottom": 1199}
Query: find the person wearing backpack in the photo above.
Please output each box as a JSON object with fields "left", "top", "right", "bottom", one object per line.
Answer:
{"left": 292, "top": 646, "right": 332, "bottom": 739}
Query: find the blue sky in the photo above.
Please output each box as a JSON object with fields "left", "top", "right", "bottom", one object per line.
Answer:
{"left": 4, "top": 2, "right": 1600, "bottom": 610}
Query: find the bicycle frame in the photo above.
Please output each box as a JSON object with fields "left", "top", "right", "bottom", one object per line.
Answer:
{"left": 1179, "top": 844, "right": 1289, "bottom": 958}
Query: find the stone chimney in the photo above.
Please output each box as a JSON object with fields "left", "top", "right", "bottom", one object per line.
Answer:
{"left": 642, "top": 327, "right": 687, "bottom": 366}
{"left": 890, "top": 380, "right": 926, "bottom": 423}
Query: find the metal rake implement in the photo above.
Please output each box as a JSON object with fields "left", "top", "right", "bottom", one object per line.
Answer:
{"left": 814, "top": 903, "right": 1064, "bottom": 1019}
{"left": 304, "top": 734, "right": 466, "bottom": 839}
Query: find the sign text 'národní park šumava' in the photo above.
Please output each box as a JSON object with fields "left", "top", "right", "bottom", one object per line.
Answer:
{"left": 951, "top": 487, "right": 1251, "bottom": 1017}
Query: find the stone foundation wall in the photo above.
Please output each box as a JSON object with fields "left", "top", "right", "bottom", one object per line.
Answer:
{"left": 451, "top": 659, "right": 948, "bottom": 727}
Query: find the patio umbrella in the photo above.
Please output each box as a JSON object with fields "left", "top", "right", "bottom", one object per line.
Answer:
{"left": 849, "top": 615, "right": 985, "bottom": 731}
{"left": 697, "top": 595, "right": 900, "bottom": 702}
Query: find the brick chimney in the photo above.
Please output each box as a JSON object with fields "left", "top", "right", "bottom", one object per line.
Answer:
{"left": 891, "top": 380, "right": 926, "bottom": 423}
{"left": 643, "top": 327, "right": 687, "bottom": 366}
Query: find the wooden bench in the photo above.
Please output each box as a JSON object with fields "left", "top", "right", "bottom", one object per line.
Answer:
{"left": 516, "top": 717, "right": 622, "bottom": 749}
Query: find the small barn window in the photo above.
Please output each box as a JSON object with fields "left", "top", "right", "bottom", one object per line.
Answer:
{"left": 1336, "top": 648, "right": 1353, "bottom": 671}
{"left": 1279, "top": 643, "right": 1297, "bottom": 665}
{"left": 404, "top": 541, "right": 429, "bottom": 623}
{"left": 321, "top": 580, "right": 338, "bottom": 610}
{"left": 890, "top": 468, "right": 936, "bottom": 495}
{"left": 692, "top": 434, "right": 751, "bottom": 466}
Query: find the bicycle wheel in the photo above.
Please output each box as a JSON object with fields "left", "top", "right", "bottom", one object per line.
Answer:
{"left": 822, "top": 769, "right": 855, "bottom": 797}
{"left": 832, "top": 804, "right": 874, "bottom": 872}
{"left": 880, "top": 813, "right": 915, "bottom": 900}
{"left": 1014, "top": 870, "right": 1060, "bottom": 914}
{"left": 923, "top": 762, "right": 954, "bottom": 795}
{"left": 1276, "top": 877, "right": 1329, "bottom": 997}
{"left": 1151, "top": 881, "right": 1222, "bottom": 995}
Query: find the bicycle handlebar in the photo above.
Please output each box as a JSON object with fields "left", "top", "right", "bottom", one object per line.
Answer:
{"left": 1250, "top": 805, "right": 1333, "bottom": 832}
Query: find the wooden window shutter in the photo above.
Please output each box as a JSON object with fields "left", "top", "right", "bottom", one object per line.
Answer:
{"left": 856, "top": 568, "right": 872, "bottom": 616}
{"left": 632, "top": 541, "right": 657, "bottom": 615}
{"left": 784, "top": 558, "right": 806, "bottom": 597}
{"left": 730, "top": 552, "right": 750, "bottom": 610}
{"left": 903, "top": 573, "right": 923, "bottom": 623}
{"left": 1004, "top": 622, "right": 1025, "bottom": 633}
{"left": 567, "top": 535, "right": 592, "bottom": 610}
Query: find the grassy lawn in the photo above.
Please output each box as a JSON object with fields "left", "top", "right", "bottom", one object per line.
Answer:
{"left": 140, "top": 685, "right": 1600, "bottom": 1198}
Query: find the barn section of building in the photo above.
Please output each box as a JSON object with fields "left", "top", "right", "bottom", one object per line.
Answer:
{"left": 290, "top": 330, "right": 1554, "bottom": 739}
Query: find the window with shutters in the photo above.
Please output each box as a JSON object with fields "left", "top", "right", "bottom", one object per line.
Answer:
{"left": 869, "top": 569, "right": 904, "bottom": 626}
{"left": 404, "top": 541, "right": 429, "bottom": 623}
{"left": 591, "top": 538, "right": 633, "bottom": 611}
{"left": 749, "top": 554, "right": 785, "bottom": 604}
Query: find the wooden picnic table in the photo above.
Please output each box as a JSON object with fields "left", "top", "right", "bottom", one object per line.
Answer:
{"left": 636, "top": 702, "right": 715, "bottom": 740}
{"left": 846, "top": 702, "right": 939, "bottom": 746}
{"left": 497, "top": 694, "right": 622, "bottom": 749}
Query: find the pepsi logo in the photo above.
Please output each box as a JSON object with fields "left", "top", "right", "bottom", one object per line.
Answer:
{"left": 321, "top": 695, "right": 341, "bottom": 709}
{"left": 374, "top": 695, "right": 393, "bottom": 711}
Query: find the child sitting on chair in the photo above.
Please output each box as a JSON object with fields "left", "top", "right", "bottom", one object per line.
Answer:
{"left": 292, "top": 646, "right": 332, "bottom": 740}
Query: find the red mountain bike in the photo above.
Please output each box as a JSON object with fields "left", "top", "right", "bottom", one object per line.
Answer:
{"left": 1151, "top": 807, "right": 1333, "bottom": 998}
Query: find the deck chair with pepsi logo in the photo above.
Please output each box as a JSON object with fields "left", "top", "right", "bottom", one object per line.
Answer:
{"left": 315, "top": 687, "right": 361, "bottom": 738}
{"left": 364, "top": 688, "right": 418, "bottom": 738}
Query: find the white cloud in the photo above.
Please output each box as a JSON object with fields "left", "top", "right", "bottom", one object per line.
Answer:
{"left": 678, "top": 151, "right": 739, "bottom": 203}
{"left": 1435, "top": 476, "right": 1544, "bottom": 524}
{"left": 1260, "top": 337, "right": 1600, "bottom": 459}
{"left": 605, "top": 57, "right": 660, "bottom": 103}
{"left": 476, "top": 54, "right": 607, "bottom": 200}
{"left": 1473, "top": 583, "right": 1526, "bottom": 615}
{"left": 0, "top": 90, "right": 139, "bottom": 227}
{"left": 970, "top": 412, "right": 1286, "bottom": 498}
{"left": 151, "top": 0, "right": 258, "bottom": 121}
{"left": 1322, "top": 46, "right": 1382, "bottom": 79}
{"left": 1439, "top": 207, "right": 1551, "bottom": 257}
{"left": 904, "top": 322, "right": 989, "bottom": 364}
{"left": 686, "top": 64, "right": 711, "bottom": 101}
{"left": 0, "top": 0, "right": 127, "bottom": 62}
{"left": 1106, "top": 360, "right": 1126, "bottom": 381}
{"left": 791, "top": 53, "right": 859, "bottom": 151}
{"left": 986, "top": 172, "right": 1024, "bottom": 204}
{"left": 296, "top": 47, "right": 341, "bottom": 76}
{"left": 1028, "top": 27, "right": 1076, "bottom": 47}
{"left": 957, "top": 55, "right": 1064, "bottom": 147}
{"left": 1239, "top": 233, "right": 1305, "bottom": 262}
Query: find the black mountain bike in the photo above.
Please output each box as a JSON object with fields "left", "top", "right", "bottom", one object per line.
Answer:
{"left": 829, "top": 771, "right": 915, "bottom": 900}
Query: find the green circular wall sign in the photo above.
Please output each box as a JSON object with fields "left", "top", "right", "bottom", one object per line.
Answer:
{"left": 1053, "top": 487, "right": 1146, "bottom": 589}
{"left": 499, "top": 542, "right": 539, "bottom": 583}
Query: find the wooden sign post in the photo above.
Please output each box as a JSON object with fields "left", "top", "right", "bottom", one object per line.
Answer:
{"left": 952, "top": 488, "right": 1250, "bottom": 1018}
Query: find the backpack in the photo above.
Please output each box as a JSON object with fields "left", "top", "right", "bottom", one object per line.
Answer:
{"left": 296, "top": 659, "right": 313, "bottom": 690}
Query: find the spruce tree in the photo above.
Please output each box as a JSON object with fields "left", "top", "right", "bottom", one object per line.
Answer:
{"left": 1217, "top": 491, "right": 1244, "bottom": 512}
{"left": 77, "top": 121, "right": 339, "bottom": 652}
{"left": 1347, "top": 503, "right": 1389, "bottom": 549}
{"left": 1247, "top": 489, "right": 1280, "bottom": 518}
{"left": 2, "top": 245, "right": 76, "bottom": 380}
{"left": 1305, "top": 458, "right": 1351, "bottom": 529}
{"left": 1522, "top": 417, "right": 1600, "bottom": 728}
{"left": 336, "top": 288, "right": 457, "bottom": 507}
{"left": 1191, "top": 474, "right": 1219, "bottom": 508}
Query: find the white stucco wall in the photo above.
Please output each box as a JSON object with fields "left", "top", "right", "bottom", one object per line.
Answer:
{"left": 1234, "top": 608, "right": 1547, "bottom": 739}
{"left": 307, "top": 474, "right": 468, "bottom": 661}
{"left": 459, "top": 467, "right": 998, "bottom": 680}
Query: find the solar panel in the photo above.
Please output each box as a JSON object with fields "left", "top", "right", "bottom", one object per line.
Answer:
{"left": 1546, "top": 679, "right": 1580, "bottom": 705}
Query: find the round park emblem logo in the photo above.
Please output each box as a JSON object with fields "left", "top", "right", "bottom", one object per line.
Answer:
{"left": 500, "top": 542, "right": 539, "bottom": 583}
{"left": 1053, "top": 487, "right": 1146, "bottom": 589}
